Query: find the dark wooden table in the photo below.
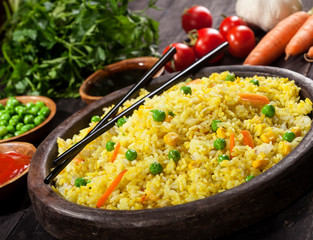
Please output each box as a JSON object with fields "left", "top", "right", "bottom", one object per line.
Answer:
{"left": 1, "top": 0, "right": 313, "bottom": 239}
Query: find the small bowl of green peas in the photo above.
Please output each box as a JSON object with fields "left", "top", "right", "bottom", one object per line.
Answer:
{"left": 0, "top": 96, "right": 56, "bottom": 143}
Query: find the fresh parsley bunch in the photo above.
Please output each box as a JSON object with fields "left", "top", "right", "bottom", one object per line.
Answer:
{"left": 0, "top": 0, "right": 159, "bottom": 98}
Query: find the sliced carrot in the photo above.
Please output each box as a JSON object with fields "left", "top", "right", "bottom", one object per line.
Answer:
{"left": 187, "top": 78, "right": 202, "bottom": 85}
{"left": 229, "top": 133, "right": 235, "bottom": 159}
{"left": 304, "top": 46, "right": 313, "bottom": 62}
{"left": 73, "top": 158, "right": 84, "bottom": 164}
{"left": 140, "top": 194, "right": 147, "bottom": 203}
{"left": 285, "top": 15, "right": 313, "bottom": 59}
{"left": 239, "top": 93, "right": 269, "bottom": 104}
{"left": 209, "top": 83, "right": 216, "bottom": 88}
{"left": 241, "top": 130, "right": 254, "bottom": 149}
{"left": 96, "top": 170, "right": 127, "bottom": 208}
{"left": 110, "top": 142, "right": 121, "bottom": 163}
{"left": 244, "top": 11, "right": 309, "bottom": 65}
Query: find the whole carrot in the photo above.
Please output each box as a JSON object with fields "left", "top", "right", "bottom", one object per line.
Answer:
{"left": 244, "top": 11, "right": 309, "bottom": 66}
{"left": 285, "top": 15, "right": 313, "bottom": 60}
{"left": 304, "top": 46, "right": 313, "bottom": 62}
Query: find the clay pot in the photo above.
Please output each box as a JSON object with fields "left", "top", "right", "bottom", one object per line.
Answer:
{"left": 28, "top": 66, "right": 313, "bottom": 240}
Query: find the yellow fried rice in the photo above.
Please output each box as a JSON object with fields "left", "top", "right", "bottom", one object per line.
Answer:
{"left": 52, "top": 71, "right": 312, "bottom": 210}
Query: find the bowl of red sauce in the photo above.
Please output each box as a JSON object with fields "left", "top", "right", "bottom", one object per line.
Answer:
{"left": 0, "top": 141, "right": 36, "bottom": 200}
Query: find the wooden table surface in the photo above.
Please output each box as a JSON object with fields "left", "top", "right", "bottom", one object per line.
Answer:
{"left": 1, "top": 0, "right": 313, "bottom": 239}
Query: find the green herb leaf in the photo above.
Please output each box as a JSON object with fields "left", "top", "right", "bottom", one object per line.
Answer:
{"left": 0, "top": 0, "right": 160, "bottom": 98}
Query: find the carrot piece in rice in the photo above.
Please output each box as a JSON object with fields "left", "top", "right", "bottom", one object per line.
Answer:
{"left": 229, "top": 133, "right": 235, "bottom": 159}
{"left": 239, "top": 93, "right": 269, "bottom": 104}
{"left": 110, "top": 142, "right": 121, "bottom": 163}
{"left": 241, "top": 130, "right": 254, "bottom": 149}
{"left": 96, "top": 170, "right": 127, "bottom": 208}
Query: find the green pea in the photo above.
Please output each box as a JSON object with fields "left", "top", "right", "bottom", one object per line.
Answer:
{"left": 6, "top": 97, "right": 20, "bottom": 107}
{"left": 34, "top": 115, "right": 45, "bottom": 126}
{"left": 218, "top": 154, "right": 230, "bottom": 163}
{"left": 14, "top": 130, "right": 23, "bottom": 136}
{"left": 261, "top": 104, "right": 275, "bottom": 118}
{"left": 16, "top": 123, "right": 24, "bottom": 131}
{"left": 0, "top": 126, "right": 8, "bottom": 137}
{"left": 20, "top": 124, "right": 35, "bottom": 133}
{"left": 3, "top": 133, "right": 13, "bottom": 140}
{"left": 6, "top": 125, "right": 15, "bottom": 134}
{"left": 168, "top": 149, "right": 181, "bottom": 162}
{"left": 283, "top": 131, "right": 296, "bottom": 142}
{"left": 11, "top": 114, "right": 21, "bottom": 121}
{"left": 180, "top": 85, "right": 192, "bottom": 95}
{"left": 125, "top": 149, "right": 137, "bottom": 161}
{"left": 149, "top": 162, "right": 163, "bottom": 175}
{"left": 74, "top": 177, "right": 87, "bottom": 187}
{"left": 151, "top": 110, "right": 166, "bottom": 122}
{"left": 15, "top": 105, "right": 27, "bottom": 117}
{"left": 245, "top": 175, "right": 255, "bottom": 182}
{"left": 24, "top": 115, "right": 34, "bottom": 124}
{"left": 0, "top": 110, "right": 5, "bottom": 116}
{"left": 0, "top": 103, "right": 4, "bottom": 110}
{"left": 0, "top": 113, "right": 10, "bottom": 121}
{"left": 28, "top": 105, "right": 40, "bottom": 115}
{"left": 26, "top": 102, "right": 35, "bottom": 109}
{"left": 214, "top": 138, "right": 226, "bottom": 150}
{"left": 0, "top": 120, "right": 8, "bottom": 126}
{"left": 225, "top": 73, "right": 235, "bottom": 82}
{"left": 249, "top": 78, "right": 259, "bottom": 86}
{"left": 91, "top": 115, "right": 101, "bottom": 123}
{"left": 211, "top": 120, "right": 221, "bottom": 132}
{"left": 9, "top": 118, "right": 19, "bottom": 127}
{"left": 36, "top": 101, "right": 45, "bottom": 108}
{"left": 117, "top": 117, "right": 127, "bottom": 127}
{"left": 38, "top": 106, "right": 51, "bottom": 117}
{"left": 5, "top": 106, "right": 15, "bottom": 115}
{"left": 106, "top": 141, "right": 116, "bottom": 152}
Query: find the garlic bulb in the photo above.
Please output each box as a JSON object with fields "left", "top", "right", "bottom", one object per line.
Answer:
{"left": 236, "top": 0, "right": 302, "bottom": 31}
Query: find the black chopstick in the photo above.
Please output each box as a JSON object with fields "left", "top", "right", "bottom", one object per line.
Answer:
{"left": 53, "top": 47, "right": 176, "bottom": 166}
{"left": 44, "top": 41, "right": 229, "bottom": 184}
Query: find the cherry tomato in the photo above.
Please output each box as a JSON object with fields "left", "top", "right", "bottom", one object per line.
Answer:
{"left": 181, "top": 5, "right": 213, "bottom": 33}
{"left": 193, "top": 28, "right": 225, "bottom": 62}
{"left": 219, "top": 15, "right": 247, "bottom": 40}
{"left": 163, "top": 43, "right": 196, "bottom": 73}
{"left": 226, "top": 25, "right": 256, "bottom": 58}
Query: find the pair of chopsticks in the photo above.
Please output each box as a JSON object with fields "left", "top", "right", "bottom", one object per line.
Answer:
{"left": 44, "top": 41, "right": 229, "bottom": 184}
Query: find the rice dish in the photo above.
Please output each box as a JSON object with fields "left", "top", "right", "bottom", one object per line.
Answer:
{"left": 53, "top": 71, "right": 312, "bottom": 210}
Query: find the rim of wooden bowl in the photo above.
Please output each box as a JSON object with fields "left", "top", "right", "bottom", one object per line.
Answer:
{"left": 79, "top": 56, "right": 164, "bottom": 104}
{"left": 0, "top": 96, "right": 56, "bottom": 144}
{"left": 0, "top": 141, "right": 36, "bottom": 188}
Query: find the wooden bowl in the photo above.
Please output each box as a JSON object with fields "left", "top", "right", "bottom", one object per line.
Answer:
{"left": 28, "top": 66, "right": 313, "bottom": 240}
{"left": 79, "top": 57, "right": 164, "bottom": 104}
{"left": 0, "top": 96, "right": 56, "bottom": 144}
{"left": 0, "top": 142, "right": 36, "bottom": 200}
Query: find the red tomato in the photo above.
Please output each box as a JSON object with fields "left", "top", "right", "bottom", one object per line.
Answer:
{"left": 193, "top": 28, "right": 225, "bottom": 62}
{"left": 162, "top": 43, "right": 196, "bottom": 73}
{"left": 219, "top": 16, "right": 247, "bottom": 40}
{"left": 181, "top": 5, "right": 213, "bottom": 33}
{"left": 226, "top": 25, "right": 256, "bottom": 58}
